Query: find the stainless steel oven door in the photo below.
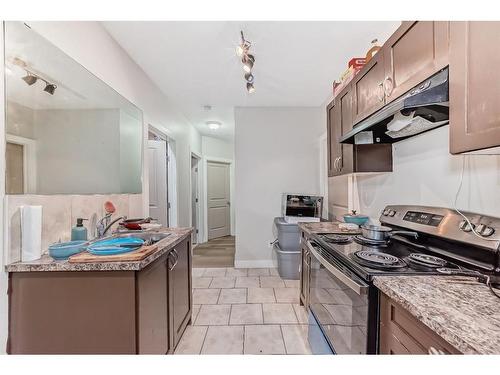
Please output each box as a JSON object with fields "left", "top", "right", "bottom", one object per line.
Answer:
{"left": 307, "top": 241, "right": 370, "bottom": 354}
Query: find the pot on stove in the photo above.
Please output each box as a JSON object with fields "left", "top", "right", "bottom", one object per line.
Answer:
{"left": 361, "top": 224, "right": 418, "bottom": 242}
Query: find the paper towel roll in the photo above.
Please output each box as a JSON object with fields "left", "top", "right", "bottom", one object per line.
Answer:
{"left": 20, "top": 205, "right": 42, "bottom": 262}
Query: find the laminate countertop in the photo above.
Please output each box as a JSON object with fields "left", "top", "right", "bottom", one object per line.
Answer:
{"left": 5, "top": 227, "right": 193, "bottom": 273}
{"left": 298, "top": 221, "right": 361, "bottom": 236}
{"left": 374, "top": 275, "right": 500, "bottom": 354}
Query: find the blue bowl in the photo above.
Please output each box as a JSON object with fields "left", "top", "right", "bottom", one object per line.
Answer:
{"left": 49, "top": 240, "right": 87, "bottom": 260}
{"left": 343, "top": 214, "right": 369, "bottom": 226}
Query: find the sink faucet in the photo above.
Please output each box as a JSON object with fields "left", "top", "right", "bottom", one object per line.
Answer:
{"left": 96, "top": 213, "right": 127, "bottom": 238}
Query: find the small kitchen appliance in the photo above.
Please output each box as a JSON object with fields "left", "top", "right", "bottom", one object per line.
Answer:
{"left": 306, "top": 205, "right": 500, "bottom": 354}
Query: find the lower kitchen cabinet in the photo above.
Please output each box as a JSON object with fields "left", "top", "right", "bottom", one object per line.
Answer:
{"left": 168, "top": 238, "right": 192, "bottom": 349}
{"left": 7, "top": 237, "right": 192, "bottom": 354}
{"left": 379, "top": 293, "right": 460, "bottom": 354}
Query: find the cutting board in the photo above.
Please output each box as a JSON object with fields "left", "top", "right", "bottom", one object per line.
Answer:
{"left": 68, "top": 244, "right": 158, "bottom": 263}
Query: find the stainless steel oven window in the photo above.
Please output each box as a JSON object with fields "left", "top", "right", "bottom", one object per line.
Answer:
{"left": 307, "top": 242, "right": 370, "bottom": 354}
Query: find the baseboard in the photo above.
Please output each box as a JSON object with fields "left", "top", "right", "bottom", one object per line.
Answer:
{"left": 234, "top": 259, "right": 276, "bottom": 268}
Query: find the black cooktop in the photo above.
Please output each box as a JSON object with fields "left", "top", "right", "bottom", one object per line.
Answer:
{"left": 312, "top": 232, "right": 463, "bottom": 282}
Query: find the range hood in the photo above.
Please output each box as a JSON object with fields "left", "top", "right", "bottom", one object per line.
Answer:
{"left": 340, "top": 67, "right": 449, "bottom": 144}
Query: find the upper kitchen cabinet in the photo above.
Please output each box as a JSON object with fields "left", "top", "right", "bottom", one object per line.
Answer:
{"left": 351, "top": 50, "right": 386, "bottom": 125}
{"left": 449, "top": 21, "right": 500, "bottom": 154}
{"left": 327, "top": 84, "right": 392, "bottom": 177}
{"left": 382, "top": 21, "right": 449, "bottom": 103}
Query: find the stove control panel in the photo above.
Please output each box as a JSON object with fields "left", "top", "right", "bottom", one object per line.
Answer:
{"left": 380, "top": 205, "right": 500, "bottom": 251}
{"left": 403, "top": 211, "right": 444, "bottom": 227}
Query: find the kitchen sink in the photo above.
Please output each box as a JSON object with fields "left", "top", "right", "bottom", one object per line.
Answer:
{"left": 114, "top": 231, "right": 171, "bottom": 244}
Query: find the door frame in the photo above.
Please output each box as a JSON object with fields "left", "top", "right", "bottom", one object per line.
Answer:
{"left": 190, "top": 152, "right": 202, "bottom": 245}
{"left": 148, "top": 125, "right": 178, "bottom": 227}
{"left": 202, "top": 156, "right": 234, "bottom": 243}
{"left": 5, "top": 134, "right": 37, "bottom": 194}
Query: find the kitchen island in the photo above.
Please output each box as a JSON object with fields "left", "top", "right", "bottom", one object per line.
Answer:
{"left": 6, "top": 227, "right": 193, "bottom": 354}
{"left": 375, "top": 276, "right": 500, "bottom": 354}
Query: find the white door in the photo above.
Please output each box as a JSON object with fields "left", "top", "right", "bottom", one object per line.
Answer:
{"left": 148, "top": 140, "right": 168, "bottom": 226}
{"left": 207, "top": 161, "right": 230, "bottom": 240}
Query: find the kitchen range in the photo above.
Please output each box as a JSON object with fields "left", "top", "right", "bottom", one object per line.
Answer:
{"left": 302, "top": 205, "right": 500, "bottom": 354}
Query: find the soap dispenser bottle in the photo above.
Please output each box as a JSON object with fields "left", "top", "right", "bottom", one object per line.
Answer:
{"left": 71, "top": 218, "right": 88, "bottom": 241}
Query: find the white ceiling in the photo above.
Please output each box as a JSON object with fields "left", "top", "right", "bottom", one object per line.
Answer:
{"left": 103, "top": 21, "right": 400, "bottom": 140}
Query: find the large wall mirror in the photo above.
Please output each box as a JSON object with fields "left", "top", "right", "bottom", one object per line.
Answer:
{"left": 4, "top": 22, "right": 143, "bottom": 195}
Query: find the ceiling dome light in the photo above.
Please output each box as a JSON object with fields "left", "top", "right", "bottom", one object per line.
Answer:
{"left": 44, "top": 83, "right": 57, "bottom": 95}
{"left": 246, "top": 82, "right": 255, "bottom": 94}
{"left": 244, "top": 72, "right": 254, "bottom": 83}
{"left": 206, "top": 121, "right": 221, "bottom": 130}
{"left": 242, "top": 54, "right": 255, "bottom": 73}
{"left": 22, "top": 73, "right": 37, "bottom": 86}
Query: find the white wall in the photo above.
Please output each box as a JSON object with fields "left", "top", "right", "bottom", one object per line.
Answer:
{"left": 234, "top": 107, "right": 324, "bottom": 267}
{"left": 352, "top": 125, "right": 500, "bottom": 223}
{"left": 202, "top": 136, "right": 234, "bottom": 160}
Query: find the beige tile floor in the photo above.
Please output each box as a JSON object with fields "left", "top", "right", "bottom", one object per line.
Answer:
{"left": 175, "top": 267, "right": 311, "bottom": 355}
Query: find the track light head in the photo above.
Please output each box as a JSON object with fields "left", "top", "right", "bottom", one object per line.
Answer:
{"left": 44, "top": 83, "right": 57, "bottom": 95}
{"left": 246, "top": 82, "right": 255, "bottom": 94}
{"left": 244, "top": 72, "right": 254, "bottom": 83}
{"left": 22, "top": 73, "right": 37, "bottom": 86}
{"left": 242, "top": 54, "right": 255, "bottom": 73}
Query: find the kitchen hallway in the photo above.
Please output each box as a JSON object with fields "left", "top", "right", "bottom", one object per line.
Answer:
{"left": 175, "top": 267, "right": 310, "bottom": 354}
{"left": 193, "top": 236, "right": 236, "bottom": 268}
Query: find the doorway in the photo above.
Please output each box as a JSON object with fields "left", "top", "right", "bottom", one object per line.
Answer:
{"left": 207, "top": 161, "right": 231, "bottom": 240}
{"left": 191, "top": 154, "right": 201, "bottom": 245}
{"left": 148, "top": 126, "right": 171, "bottom": 226}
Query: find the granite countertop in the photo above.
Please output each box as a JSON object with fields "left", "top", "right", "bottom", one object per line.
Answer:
{"left": 374, "top": 275, "right": 500, "bottom": 354}
{"left": 298, "top": 220, "right": 361, "bottom": 235}
{"left": 5, "top": 227, "right": 193, "bottom": 272}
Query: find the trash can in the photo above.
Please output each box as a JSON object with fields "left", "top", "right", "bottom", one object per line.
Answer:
{"left": 273, "top": 217, "right": 301, "bottom": 280}
{"left": 273, "top": 242, "right": 301, "bottom": 280}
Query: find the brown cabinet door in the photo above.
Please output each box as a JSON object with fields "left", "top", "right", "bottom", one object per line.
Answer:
{"left": 383, "top": 21, "right": 449, "bottom": 103}
{"left": 326, "top": 100, "right": 336, "bottom": 177}
{"left": 168, "top": 239, "right": 192, "bottom": 349}
{"left": 351, "top": 50, "right": 385, "bottom": 125}
{"left": 137, "top": 254, "right": 169, "bottom": 354}
{"left": 328, "top": 99, "right": 344, "bottom": 177}
{"left": 450, "top": 21, "right": 500, "bottom": 154}
{"left": 338, "top": 86, "right": 354, "bottom": 174}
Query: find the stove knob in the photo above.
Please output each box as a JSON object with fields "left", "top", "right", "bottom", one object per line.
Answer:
{"left": 382, "top": 209, "right": 390, "bottom": 216}
{"left": 388, "top": 210, "right": 396, "bottom": 217}
{"left": 459, "top": 220, "right": 475, "bottom": 232}
{"left": 481, "top": 226, "right": 495, "bottom": 237}
{"left": 476, "top": 224, "right": 486, "bottom": 234}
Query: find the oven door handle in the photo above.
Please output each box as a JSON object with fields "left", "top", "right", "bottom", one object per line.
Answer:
{"left": 307, "top": 241, "right": 369, "bottom": 296}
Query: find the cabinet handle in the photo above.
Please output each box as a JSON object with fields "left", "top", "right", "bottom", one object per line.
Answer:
{"left": 384, "top": 76, "right": 394, "bottom": 97}
{"left": 377, "top": 82, "right": 385, "bottom": 102}
{"left": 338, "top": 156, "right": 342, "bottom": 171}
{"left": 168, "top": 250, "right": 178, "bottom": 271}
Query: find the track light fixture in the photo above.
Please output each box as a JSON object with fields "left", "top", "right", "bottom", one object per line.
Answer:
{"left": 21, "top": 68, "right": 57, "bottom": 95}
{"left": 237, "top": 31, "right": 256, "bottom": 93}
